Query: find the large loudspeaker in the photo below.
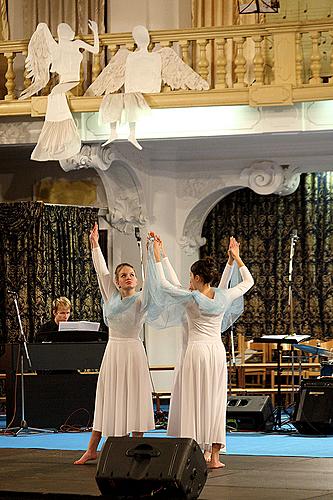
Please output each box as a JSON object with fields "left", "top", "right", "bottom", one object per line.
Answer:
{"left": 226, "top": 395, "right": 274, "bottom": 431}
{"left": 293, "top": 378, "right": 333, "bottom": 435}
{"left": 96, "top": 437, "right": 207, "bottom": 499}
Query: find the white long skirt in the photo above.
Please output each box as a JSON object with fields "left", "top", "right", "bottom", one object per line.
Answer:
{"left": 31, "top": 93, "right": 81, "bottom": 161}
{"left": 167, "top": 339, "right": 227, "bottom": 451}
{"left": 93, "top": 337, "right": 155, "bottom": 437}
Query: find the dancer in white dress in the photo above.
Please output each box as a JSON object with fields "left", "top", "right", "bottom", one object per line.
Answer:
{"left": 148, "top": 235, "right": 254, "bottom": 469}
{"left": 75, "top": 225, "right": 180, "bottom": 465}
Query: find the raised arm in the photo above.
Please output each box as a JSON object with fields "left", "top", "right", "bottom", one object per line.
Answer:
{"left": 158, "top": 236, "right": 181, "bottom": 287}
{"left": 224, "top": 237, "right": 254, "bottom": 301}
{"left": 77, "top": 20, "right": 99, "bottom": 54}
{"left": 90, "top": 223, "right": 115, "bottom": 302}
{"left": 218, "top": 236, "right": 236, "bottom": 289}
{"left": 148, "top": 233, "right": 183, "bottom": 293}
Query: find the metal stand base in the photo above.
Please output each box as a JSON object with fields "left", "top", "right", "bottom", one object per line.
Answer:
{"left": 9, "top": 419, "right": 57, "bottom": 436}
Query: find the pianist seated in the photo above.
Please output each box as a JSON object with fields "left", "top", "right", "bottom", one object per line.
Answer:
{"left": 37, "top": 297, "right": 71, "bottom": 341}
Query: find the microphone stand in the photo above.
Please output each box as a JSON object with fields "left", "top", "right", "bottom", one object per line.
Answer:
{"left": 288, "top": 231, "right": 299, "bottom": 405}
{"left": 9, "top": 291, "right": 55, "bottom": 435}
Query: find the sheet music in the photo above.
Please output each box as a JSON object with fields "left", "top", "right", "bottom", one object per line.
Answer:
{"left": 58, "top": 321, "right": 100, "bottom": 332}
{"left": 260, "top": 334, "right": 310, "bottom": 342}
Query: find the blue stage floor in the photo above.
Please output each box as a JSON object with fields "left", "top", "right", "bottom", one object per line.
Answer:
{"left": 0, "top": 427, "right": 333, "bottom": 458}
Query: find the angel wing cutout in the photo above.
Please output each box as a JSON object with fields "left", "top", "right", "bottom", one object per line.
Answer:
{"left": 158, "top": 47, "right": 209, "bottom": 91}
{"left": 20, "top": 23, "right": 56, "bottom": 100}
{"left": 85, "top": 48, "right": 129, "bottom": 96}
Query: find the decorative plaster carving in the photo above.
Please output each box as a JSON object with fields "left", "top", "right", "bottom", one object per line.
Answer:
{"left": 241, "top": 161, "right": 301, "bottom": 196}
{"left": 180, "top": 177, "right": 226, "bottom": 200}
{"left": 179, "top": 230, "right": 206, "bottom": 256}
{"left": 0, "top": 121, "right": 36, "bottom": 144}
{"left": 59, "top": 143, "right": 145, "bottom": 172}
{"left": 275, "top": 165, "right": 301, "bottom": 196}
{"left": 59, "top": 142, "right": 147, "bottom": 235}
{"left": 241, "top": 160, "right": 283, "bottom": 194}
{"left": 59, "top": 143, "right": 114, "bottom": 171}
{"left": 110, "top": 194, "right": 148, "bottom": 235}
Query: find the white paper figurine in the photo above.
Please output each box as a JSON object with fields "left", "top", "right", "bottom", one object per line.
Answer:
{"left": 20, "top": 21, "right": 99, "bottom": 161}
{"left": 85, "top": 25, "right": 209, "bottom": 150}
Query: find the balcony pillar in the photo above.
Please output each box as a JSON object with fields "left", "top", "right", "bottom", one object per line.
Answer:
{"left": 309, "top": 31, "right": 322, "bottom": 85}
{"left": 4, "top": 52, "right": 16, "bottom": 101}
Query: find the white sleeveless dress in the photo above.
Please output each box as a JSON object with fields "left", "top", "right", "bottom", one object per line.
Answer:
{"left": 91, "top": 247, "right": 154, "bottom": 437}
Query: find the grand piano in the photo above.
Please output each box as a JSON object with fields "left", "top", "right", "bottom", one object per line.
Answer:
{"left": 0, "top": 334, "right": 107, "bottom": 429}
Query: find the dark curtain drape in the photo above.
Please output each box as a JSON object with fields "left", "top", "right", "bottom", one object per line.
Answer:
{"left": 0, "top": 202, "right": 102, "bottom": 343}
{"left": 201, "top": 173, "right": 333, "bottom": 339}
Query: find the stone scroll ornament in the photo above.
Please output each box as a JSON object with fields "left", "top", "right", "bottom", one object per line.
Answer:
{"left": 85, "top": 25, "right": 209, "bottom": 150}
{"left": 19, "top": 21, "right": 99, "bottom": 161}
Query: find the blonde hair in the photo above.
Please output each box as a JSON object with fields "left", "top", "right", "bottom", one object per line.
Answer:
{"left": 52, "top": 296, "right": 71, "bottom": 314}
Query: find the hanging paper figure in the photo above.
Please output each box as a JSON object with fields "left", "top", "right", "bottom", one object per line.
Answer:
{"left": 85, "top": 25, "right": 209, "bottom": 150}
{"left": 20, "top": 21, "right": 99, "bottom": 161}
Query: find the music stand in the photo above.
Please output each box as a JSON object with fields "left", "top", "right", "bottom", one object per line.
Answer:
{"left": 8, "top": 292, "right": 56, "bottom": 436}
{"left": 254, "top": 334, "right": 310, "bottom": 430}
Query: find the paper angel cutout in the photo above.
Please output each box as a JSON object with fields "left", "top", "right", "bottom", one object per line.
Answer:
{"left": 20, "top": 21, "right": 99, "bottom": 161}
{"left": 85, "top": 25, "right": 209, "bottom": 150}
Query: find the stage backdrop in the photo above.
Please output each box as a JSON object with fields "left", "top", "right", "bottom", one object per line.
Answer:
{"left": 0, "top": 202, "right": 102, "bottom": 343}
{"left": 201, "top": 173, "right": 333, "bottom": 339}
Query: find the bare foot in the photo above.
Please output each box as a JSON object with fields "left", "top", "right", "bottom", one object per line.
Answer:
{"left": 74, "top": 450, "right": 98, "bottom": 465}
{"left": 208, "top": 460, "right": 225, "bottom": 469}
{"left": 204, "top": 450, "right": 212, "bottom": 463}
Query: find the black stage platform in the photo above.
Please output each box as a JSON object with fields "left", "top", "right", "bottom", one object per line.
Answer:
{"left": 1, "top": 449, "right": 333, "bottom": 499}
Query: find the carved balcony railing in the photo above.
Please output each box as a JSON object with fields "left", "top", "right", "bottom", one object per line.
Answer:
{"left": 0, "top": 19, "right": 332, "bottom": 117}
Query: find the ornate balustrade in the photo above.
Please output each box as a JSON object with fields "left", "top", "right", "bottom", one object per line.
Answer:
{"left": 0, "top": 19, "right": 332, "bottom": 117}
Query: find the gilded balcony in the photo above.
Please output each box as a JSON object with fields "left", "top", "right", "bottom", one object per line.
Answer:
{"left": 0, "top": 18, "right": 333, "bottom": 117}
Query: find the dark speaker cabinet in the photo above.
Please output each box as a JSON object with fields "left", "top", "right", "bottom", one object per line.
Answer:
{"left": 226, "top": 395, "right": 274, "bottom": 431}
{"left": 96, "top": 437, "right": 207, "bottom": 499}
{"left": 293, "top": 378, "right": 333, "bottom": 435}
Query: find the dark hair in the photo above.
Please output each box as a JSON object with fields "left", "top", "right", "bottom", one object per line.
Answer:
{"left": 190, "top": 257, "right": 218, "bottom": 285}
{"left": 114, "top": 263, "right": 136, "bottom": 281}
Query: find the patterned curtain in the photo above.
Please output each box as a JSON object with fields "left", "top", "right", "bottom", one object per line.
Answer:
{"left": 201, "top": 173, "right": 333, "bottom": 340}
{"left": 0, "top": 202, "right": 102, "bottom": 343}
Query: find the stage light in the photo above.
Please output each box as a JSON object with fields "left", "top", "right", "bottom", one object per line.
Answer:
{"left": 238, "top": 0, "right": 280, "bottom": 14}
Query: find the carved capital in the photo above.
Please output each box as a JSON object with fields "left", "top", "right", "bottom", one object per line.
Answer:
{"left": 275, "top": 166, "right": 301, "bottom": 196}
{"left": 110, "top": 195, "right": 148, "bottom": 235}
{"left": 59, "top": 143, "right": 145, "bottom": 173}
{"left": 59, "top": 144, "right": 112, "bottom": 171}
{"left": 240, "top": 160, "right": 300, "bottom": 196}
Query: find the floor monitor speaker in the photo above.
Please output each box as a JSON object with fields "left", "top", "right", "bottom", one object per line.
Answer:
{"left": 227, "top": 395, "right": 274, "bottom": 431}
{"left": 96, "top": 436, "right": 207, "bottom": 499}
